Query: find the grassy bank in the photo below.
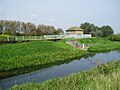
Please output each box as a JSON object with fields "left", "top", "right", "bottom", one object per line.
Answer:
{"left": 0, "top": 40, "right": 89, "bottom": 71}
{"left": 1, "top": 38, "right": 120, "bottom": 72}
{"left": 10, "top": 59, "right": 120, "bottom": 90}
{"left": 78, "top": 38, "right": 120, "bottom": 52}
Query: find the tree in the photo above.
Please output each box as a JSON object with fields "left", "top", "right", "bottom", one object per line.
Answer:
{"left": 46, "top": 25, "right": 56, "bottom": 35}
{"left": 36, "top": 24, "right": 47, "bottom": 35}
{"left": 0, "top": 20, "right": 65, "bottom": 36}
{"left": 100, "top": 25, "right": 114, "bottom": 37}
{"left": 36, "top": 24, "right": 57, "bottom": 35}
{"left": 95, "top": 30, "right": 103, "bottom": 37}
{"left": 3, "top": 29, "right": 12, "bottom": 35}
{"left": 80, "top": 22, "right": 99, "bottom": 36}
{"left": 57, "top": 28, "right": 64, "bottom": 34}
{"left": 80, "top": 22, "right": 91, "bottom": 34}
{"left": 80, "top": 22, "right": 114, "bottom": 37}
{"left": 53, "top": 28, "right": 64, "bottom": 35}
{"left": 9, "top": 21, "right": 16, "bottom": 35}
{"left": 0, "top": 20, "right": 3, "bottom": 34}
{"left": 21, "top": 22, "right": 36, "bottom": 35}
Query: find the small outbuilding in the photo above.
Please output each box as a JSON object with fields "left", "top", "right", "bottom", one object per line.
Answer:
{"left": 66, "top": 26, "right": 83, "bottom": 35}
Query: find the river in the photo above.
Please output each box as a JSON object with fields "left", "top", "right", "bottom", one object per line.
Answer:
{"left": 0, "top": 50, "right": 120, "bottom": 89}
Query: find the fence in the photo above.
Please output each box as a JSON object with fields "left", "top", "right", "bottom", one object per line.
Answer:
{"left": 15, "top": 36, "right": 44, "bottom": 41}
{"left": 0, "top": 34, "right": 92, "bottom": 41}
{"left": 0, "top": 36, "right": 44, "bottom": 41}
{"left": 64, "top": 34, "right": 91, "bottom": 38}
{"left": 44, "top": 34, "right": 91, "bottom": 39}
{"left": 44, "top": 35, "right": 64, "bottom": 39}
{"left": 66, "top": 38, "right": 89, "bottom": 50}
{"left": 0, "top": 36, "right": 15, "bottom": 41}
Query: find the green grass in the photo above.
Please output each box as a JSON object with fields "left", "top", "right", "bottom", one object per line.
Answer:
{"left": 78, "top": 38, "right": 120, "bottom": 52}
{"left": 1, "top": 37, "right": 120, "bottom": 90}
{"left": 0, "top": 40, "right": 89, "bottom": 71}
{"left": 1, "top": 38, "right": 120, "bottom": 71}
{"left": 10, "top": 59, "right": 120, "bottom": 90}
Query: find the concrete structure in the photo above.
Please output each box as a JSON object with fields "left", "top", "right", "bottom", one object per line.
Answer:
{"left": 66, "top": 26, "right": 83, "bottom": 35}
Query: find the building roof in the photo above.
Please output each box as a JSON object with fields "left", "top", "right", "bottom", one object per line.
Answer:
{"left": 66, "top": 26, "right": 83, "bottom": 31}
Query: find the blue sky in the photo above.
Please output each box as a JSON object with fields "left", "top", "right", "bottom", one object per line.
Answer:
{"left": 0, "top": 0, "right": 120, "bottom": 33}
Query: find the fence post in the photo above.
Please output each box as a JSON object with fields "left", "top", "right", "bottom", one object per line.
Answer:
{"left": 82, "top": 34, "right": 83, "bottom": 38}
{"left": 82, "top": 44, "right": 85, "bottom": 49}
{"left": 7, "top": 37, "right": 9, "bottom": 41}
{"left": 39, "top": 36, "right": 41, "bottom": 39}
{"left": 23, "top": 36, "right": 24, "bottom": 40}
{"left": 15, "top": 36, "right": 17, "bottom": 41}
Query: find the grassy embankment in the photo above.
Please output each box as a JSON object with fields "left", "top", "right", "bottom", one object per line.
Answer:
{"left": 78, "top": 38, "right": 120, "bottom": 52}
{"left": 0, "top": 40, "right": 89, "bottom": 71}
{"left": 10, "top": 59, "right": 120, "bottom": 90}
{"left": 1, "top": 38, "right": 120, "bottom": 72}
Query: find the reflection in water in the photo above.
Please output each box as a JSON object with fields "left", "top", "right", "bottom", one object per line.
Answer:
{"left": 0, "top": 58, "right": 75, "bottom": 79}
{"left": 0, "top": 50, "right": 120, "bottom": 89}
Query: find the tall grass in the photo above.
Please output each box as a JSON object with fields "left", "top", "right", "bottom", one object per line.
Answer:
{"left": 78, "top": 38, "right": 120, "bottom": 52}
{"left": 1, "top": 38, "right": 120, "bottom": 71}
{"left": 0, "top": 41, "right": 89, "bottom": 71}
{"left": 10, "top": 60, "right": 120, "bottom": 90}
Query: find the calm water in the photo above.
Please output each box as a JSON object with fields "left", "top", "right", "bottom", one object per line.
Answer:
{"left": 0, "top": 50, "right": 120, "bottom": 89}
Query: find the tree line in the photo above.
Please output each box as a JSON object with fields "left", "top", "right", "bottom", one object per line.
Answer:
{"left": 0, "top": 20, "right": 64, "bottom": 36}
{"left": 0, "top": 20, "right": 114, "bottom": 37}
{"left": 80, "top": 22, "right": 114, "bottom": 37}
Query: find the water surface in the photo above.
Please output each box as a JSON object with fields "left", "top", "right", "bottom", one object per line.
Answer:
{"left": 0, "top": 50, "right": 120, "bottom": 89}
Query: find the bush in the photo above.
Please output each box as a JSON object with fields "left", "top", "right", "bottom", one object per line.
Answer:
{"left": 108, "top": 34, "right": 120, "bottom": 41}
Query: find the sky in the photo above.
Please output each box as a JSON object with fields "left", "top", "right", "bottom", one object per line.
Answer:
{"left": 0, "top": 0, "right": 120, "bottom": 33}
